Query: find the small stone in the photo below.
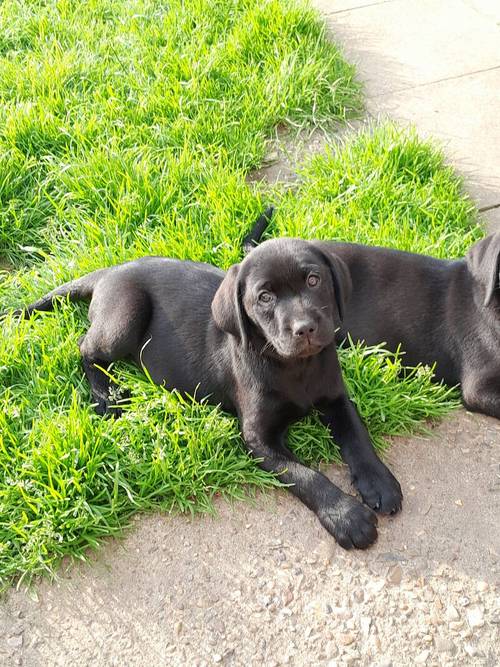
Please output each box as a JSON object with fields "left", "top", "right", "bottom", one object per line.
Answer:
{"left": 434, "top": 636, "right": 456, "bottom": 654}
{"left": 445, "top": 605, "right": 460, "bottom": 622}
{"left": 386, "top": 564, "right": 403, "bottom": 586}
{"left": 464, "top": 642, "right": 478, "bottom": 657}
{"left": 174, "top": 621, "right": 183, "bottom": 636}
{"left": 338, "top": 632, "right": 356, "bottom": 646}
{"left": 325, "top": 640, "right": 339, "bottom": 658}
{"left": 213, "top": 654, "right": 222, "bottom": 664}
{"left": 414, "top": 649, "right": 430, "bottom": 664}
{"left": 329, "top": 606, "right": 350, "bottom": 619}
{"left": 476, "top": 581, "right": 488, "bottom": 592}
{"left": 264, "top": 151, "right": 279, "bottom": 163}
{"left": 466, "top": 606, "right": 484, "bottom": 628}
{"left": 429, "top": 612, "right": 441, "bottom": 626}
{"left": 7, "top": 635, "right": 24, "bottom": 649}
{"left": 360, "top": 616, "right": 371, "bottom": 635}
{"left": 448, "top": 621, "right": 463, "bottom": 632}
{"left": 353, "top": 589, "right": 364, "bottom": 603}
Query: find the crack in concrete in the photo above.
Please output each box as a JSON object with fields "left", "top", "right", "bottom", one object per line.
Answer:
{"left": 369, "top": 63, "right": 500, "bottom": 98}
{"left": 325, "top": 0, "right": 397, "bottom": 16}
{"left": 479, "top": 203, "right": 500, "bottom": 213}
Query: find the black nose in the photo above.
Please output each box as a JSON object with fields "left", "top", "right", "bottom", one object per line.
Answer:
{"left": 293, "top": 320, "right": 317, "bottom": 337}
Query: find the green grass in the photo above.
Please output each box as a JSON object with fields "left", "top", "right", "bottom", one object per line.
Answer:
{"left": 0, "top": 0, "right": 480, "bottom": 587}
{"left": 0, "top": 0, "right": 360, "bottom": 266}
{"left": 270, "top": 123, "right": 483, "bottom": 255}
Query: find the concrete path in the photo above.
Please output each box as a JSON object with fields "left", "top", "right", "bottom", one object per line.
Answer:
{"left": 1, "top": 3, "right": 500, "bottom": 667}
{"left": 316, "top": 0, "right": 500, "bottom": 229}
{"left": 1, "top": 413, "right": 499, "bottom": 666}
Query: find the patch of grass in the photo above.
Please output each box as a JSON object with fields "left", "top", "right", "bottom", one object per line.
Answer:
{"left": 0, "top": 1, "right": 478, "bottom": 586}
{"left": 288, "top": 340, "right": 459, "bottom": 465}
{"left": 0, "top": 0, "right": 360, "bottom": 265}
{"left": 272, "top": 123, "right": 483, "bottom": 257}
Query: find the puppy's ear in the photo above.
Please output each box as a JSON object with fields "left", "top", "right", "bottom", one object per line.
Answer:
{"left": 313, "top": 246, "right": 352, "bottom": 322}
{"left": 211, "top": 264, "right": 248, "bottom": 345}
{"left": 328, "top": 254, "right": 352, "bottom": 322}
{"left": 466, "top": 234, "right": 500, "bottom": 307}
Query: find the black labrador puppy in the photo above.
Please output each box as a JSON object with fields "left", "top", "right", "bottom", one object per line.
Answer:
{"left": 15, "top": 238, "right": 402, "bottom": 549}
{"left": 244, "top": 214, "right": 500, "bottom": 419}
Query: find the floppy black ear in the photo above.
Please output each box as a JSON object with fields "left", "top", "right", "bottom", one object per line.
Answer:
{"left": 211, "top": 264, "right": 248, "bottom": 345}
{"left": 313, "top": 245, "right": 352, "bottom": 322}
{"left": 466, "top": 234, "right": 500, "bottom": 307}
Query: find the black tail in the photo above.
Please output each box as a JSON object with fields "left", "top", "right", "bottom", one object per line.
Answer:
{"left": 242, "top": 206, "right": 275, "bottom": 254}
{"left": 12, "top": 268, "right": 108, "bottom": 319}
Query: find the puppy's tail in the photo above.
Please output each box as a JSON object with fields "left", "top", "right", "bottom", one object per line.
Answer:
{"left": 242, "top": 206, "right": 275, "bottom": 254}
{"left": 12, "top": 268, "right": 108, "bottom": 319}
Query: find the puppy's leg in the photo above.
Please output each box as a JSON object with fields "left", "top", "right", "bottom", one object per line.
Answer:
{"left": 320, "top": 394, "right": 403, "bottom": 515}
{"left": 79, "top": 353, "right": 124, "bottom": 416}
{"left": 79, "top": 278, "right": 151, "bottom": 416}
{"left": 462, "top": 374, "right": 500, "bottom": 419}
{"left": 241, "top": 413, "right": 378, "bottom": 550}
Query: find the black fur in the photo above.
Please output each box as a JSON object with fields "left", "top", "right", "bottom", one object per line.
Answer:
{"left": 244, "top": 214, "right": 500, "bottom": 419}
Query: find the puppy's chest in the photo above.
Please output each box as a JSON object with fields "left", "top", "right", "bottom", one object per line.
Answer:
{"left": 275, "top": 366, "right": 330, "bottom": 411}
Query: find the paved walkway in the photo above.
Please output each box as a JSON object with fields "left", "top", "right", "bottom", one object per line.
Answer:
{"left": 316, "top": 0, "right": 500, "bottom": 229}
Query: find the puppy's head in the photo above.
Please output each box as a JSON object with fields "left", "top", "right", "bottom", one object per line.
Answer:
{"left": 211, "top": 238, "right": 351, "bottom": 359}
{"left": 466, "top": 233, "right": 500, "bottom": 307}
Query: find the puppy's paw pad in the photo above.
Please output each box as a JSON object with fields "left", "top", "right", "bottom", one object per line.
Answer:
{"left": 318, "top": 498, "right": 378, "bottom": 550}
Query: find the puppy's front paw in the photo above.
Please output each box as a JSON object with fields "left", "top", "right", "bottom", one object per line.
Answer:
{"left": 93, "top": 389, "right": 130, "bottom": 419}
{"left": 352, "top": 462, "right": 403, "bottom": 515}
{"left": 317, "top": 497, "right": 378, "bottom": 550}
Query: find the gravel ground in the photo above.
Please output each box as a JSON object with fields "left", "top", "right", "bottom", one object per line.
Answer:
{"left": 1, "top": 410, "right": 499, "bottom": 666}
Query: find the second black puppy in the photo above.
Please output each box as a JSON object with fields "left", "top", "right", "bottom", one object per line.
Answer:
{"left": 245, "top": 217, "right": 500, "bottom": 420}
{"left": 18, "top": 239, "right": 402, "bottom": 549}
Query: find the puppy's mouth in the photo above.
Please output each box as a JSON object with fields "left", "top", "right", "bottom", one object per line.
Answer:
{"left": 295, "top": 344, "right": 323, "bottom": 358}
{"left": 274, "top": 336, "right": 330, "bottom": 360}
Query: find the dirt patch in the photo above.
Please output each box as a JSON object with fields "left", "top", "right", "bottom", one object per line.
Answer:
{"left": 247, "top": 119, "right": 368, "bottom": 187}
{"left": 0, "top": 258, "right": 14, "bottom": 273}
{"left": 1, "top": 410, "right": 498, "bottom": 666}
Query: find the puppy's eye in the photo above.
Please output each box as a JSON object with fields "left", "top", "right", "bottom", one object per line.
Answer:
{"left": 258, "top": 291, "right": 273, "bottom": 304}
{"left": 307, "top": 274, "right": 320, "bottom": 288}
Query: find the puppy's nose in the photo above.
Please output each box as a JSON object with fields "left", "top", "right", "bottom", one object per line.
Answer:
{"left": 293, "top": 320, "right": 317, "bottom": 337}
